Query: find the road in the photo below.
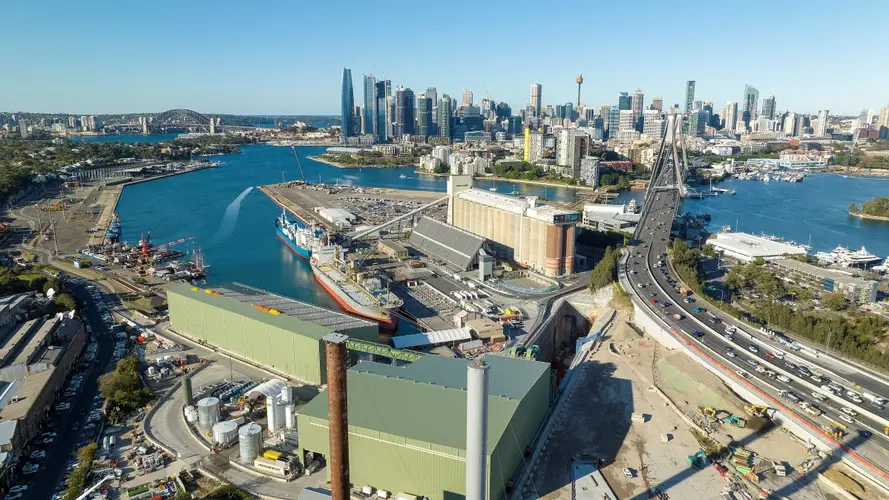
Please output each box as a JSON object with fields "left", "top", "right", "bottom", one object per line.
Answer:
{"left": 622, "top": 131, "right": 889, "bottom": 486}
{"left": 21, "top": 281, "right": 116, "bottom": 500}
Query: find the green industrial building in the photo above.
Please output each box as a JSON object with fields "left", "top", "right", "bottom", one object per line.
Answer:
{"left": 298, "top": 354, "right": 552, "bottom": 500}
{"left": 167, "top": 283, "right": 378, "bottom": 384}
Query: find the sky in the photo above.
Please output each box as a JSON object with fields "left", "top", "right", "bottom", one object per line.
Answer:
{"left": 3, "top": 0, "right": 887, "bottom": 116}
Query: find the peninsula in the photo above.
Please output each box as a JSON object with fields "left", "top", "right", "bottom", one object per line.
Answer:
{"left": 849, "top": 196, "right": 889, "bottom": 222}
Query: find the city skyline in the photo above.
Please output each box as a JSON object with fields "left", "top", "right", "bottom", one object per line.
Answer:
{"left": 3, "top": 1, "right": 888, "bottom": 116}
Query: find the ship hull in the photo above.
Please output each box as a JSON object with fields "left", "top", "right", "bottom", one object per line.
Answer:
{"left": 276, "top": 226, "right": 312, "bottom": 260}
{"left": 311, "top": 265, "right": 398, "bottom": 329}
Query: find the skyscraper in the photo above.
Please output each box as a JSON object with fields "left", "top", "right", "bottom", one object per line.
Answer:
{"left": 376, "top": 80, "right": 391, "bottom": 142}
{"left": 340, "top": 68, "right": 355, "bottom": 138}
{"left": 651, "top": 97, "right": 663, "bottom": 112}
{"left": 362, "top": 74, "right": 378, "bottom": 137}
{"left": 438, "top": 95, "right": 453, "bottom": 139}
{"left": 631, "top": 89, "right": 644, "bottom": 131}
{"left": 607, "top": 107, "right": 621, "bottom": 137}
{"left": 618, "top": 92, "right": 631, "bottom": 110}
{"left": 783, "top": 110, "right": 797, "bottom": 136}
{"left": 742, "top": 84, "right": 759, "bottom": 127}
{"left": 462, "top": 88, "right": 473, "bottom": 107}
{"left": 394, "top": 87, "right": 415, "bottom": 137}
{"left": 723, "top": 101, "right": 738, "bottom": 131}
{"left": 416, "top": 94, "right": 432, "bottom": 137}
{"left": 426, "top": 87, "right": 438, "bottom": 124}
{"left": 761, "top": 95, "right": 776, "bottom": 120}
{"left": 816, "top": 109, "right": 829, "bottom": 137}
{"left": 685, "top": 81, "right": 695, "bottom": 113}
{"left": 530, "top": 84, "right": 542, "bottom": 117}
{"left": 642, "top": 109, "right": 664, "bottom": 138}
{"left": 877, "top": 104, "right": 889, "bottom": 139}
{"left": 618, "top": 110, "right": 635, "bottom": 132}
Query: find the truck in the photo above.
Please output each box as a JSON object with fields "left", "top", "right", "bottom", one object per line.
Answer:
{"left": 680, "top": 288, "right": 691, "bottom": 297}
{"left": 861, "top": 392, "right": 888, "bottom": 406}
{"left": 780, "top": 391, "right": 800, "bottom": 403}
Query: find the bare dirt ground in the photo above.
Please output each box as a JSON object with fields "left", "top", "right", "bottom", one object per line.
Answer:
{"left": 529, "top": 313, "right": 849, "bottom": 500}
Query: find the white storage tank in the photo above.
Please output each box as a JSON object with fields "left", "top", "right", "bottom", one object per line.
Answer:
{"left": 196, "top": 397, "right": 220, "bottom": 431}
{"left": 238, "top": 422, "right": 263, "bottom": 463}
{"left": 213, "top": 420, "right": 240, "bottom": 445}
{"left": 184, "top": 405, "right": 199, "bottom": 423}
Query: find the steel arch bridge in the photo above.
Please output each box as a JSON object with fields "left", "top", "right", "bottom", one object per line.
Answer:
{"left": 149, "top": 108, "right": 211, "bottom": 133}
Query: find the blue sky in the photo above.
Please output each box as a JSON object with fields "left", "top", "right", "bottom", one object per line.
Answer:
{"left": 3, "top": 0, "right": 886, "bottom": 116}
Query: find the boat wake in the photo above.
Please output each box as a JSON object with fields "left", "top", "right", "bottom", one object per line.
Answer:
{"left": 210, "top": 187, "right": 253, "bottom": 245}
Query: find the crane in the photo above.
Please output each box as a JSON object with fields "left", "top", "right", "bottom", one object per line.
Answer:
{"left": 155, "top": 236, "right": 195, "bottom": 252}
{"left": 75, "top": 474, "right": 115, "bottom": 500}
{"left": 290, "top": 146, "right": 307, "bottom": 184}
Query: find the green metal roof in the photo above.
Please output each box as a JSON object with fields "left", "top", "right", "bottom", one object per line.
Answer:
{"left": 299, "top": 354, "right": 549, "bottom": 453}
{"left": 167, "top": 284, "right": 334, "bottom": 341}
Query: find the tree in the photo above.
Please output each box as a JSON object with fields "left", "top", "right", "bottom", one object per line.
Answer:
{"left": 701, "top": 244, "right": 717, "bottom": 257}
{"left": 99, "top": 355, "right": 153, "bottom": 422}
{"left": 51, "top": 293, "right": 77, "bottom": 312}
{"left": 206, "top": 485, "right": 253, "bottom": 500}
{"left": 823, "top": 292, "right": 847, "bottom": 311}
{"left": 589, "top": 246, "right": 620, "bottom": 291}
{"left": 849, "top": 203, "right": 859, "bottom": 214}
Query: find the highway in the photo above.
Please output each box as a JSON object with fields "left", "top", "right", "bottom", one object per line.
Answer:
{"left": 622, "top": 123, "right": 889, "bottom": 484}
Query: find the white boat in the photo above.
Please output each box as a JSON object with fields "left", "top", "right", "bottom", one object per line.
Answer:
{"left": 399, "top": 174, "right": 407, "bottom": 179}
{"left": 817, "top": 245, "right": 882, "bottom": 268}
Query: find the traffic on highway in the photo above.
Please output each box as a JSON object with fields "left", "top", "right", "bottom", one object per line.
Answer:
{"left": 622, "top": 128, "right": 889, "bottom": 483}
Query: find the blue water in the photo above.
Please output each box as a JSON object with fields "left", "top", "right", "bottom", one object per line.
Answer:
{"left": 682, "top": 175, "right": 889, "bottom": 257}
{"left": 71, "top": 134, "right": 179, "bottom": 144}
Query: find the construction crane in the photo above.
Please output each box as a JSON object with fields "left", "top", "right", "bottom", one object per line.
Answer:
{"left": 76, "top": 474, "right": 115, "bottom": 500}
{"left": 156, "top": 236, "right": 195, "bottom": 252}
{"left": 290, "top": 146, "right": 307, "bottom": 184}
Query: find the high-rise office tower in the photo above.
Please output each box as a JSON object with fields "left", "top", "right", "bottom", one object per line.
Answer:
{"left": 362, "top": 74, "right": 377, "bottom": 137}
{"left": 782, "top": 111, "right": 797, "bottom": 136}
{"left": 723, "top": 101, "right": 738, "bottom": 131}
{"left": 742, "top": 84, "right": 759, "bottom": 127}
{"left": 394, "top": 87, "right": 415, "bottom": 137}
{"left": 618, "top": 92, "right": 631, "bottom": 110}
{"left": 340, "top": 68, "right": 355, "bottom": 138}
{"left": 761, "top": 95, "right": 776, "bottom": 120}
{"left": 600, "top": 104, "right": 612, "bottom": 131}
{"left": 530, "top": 84, "right": 542, "bottom": 117}
{"left": 618, "top": 110, "right": 635, "bottom": 132}
{"left": 816, "top": 109, "right": 829, "bottom": 137}
{"left": 416, "top": 94, "right": 432, "bottom": 137}
{"left": 608, "top": 107, "right": 621, "bottom": 137}
{"left": 426, "top": 87, "right": 438, "bottom": 124}
{"left": 438, "top": 95, "right": 453, "bottom": 139}
{"left": 376, "top": 80, "right": 390, "bottom": 142}
{"left": 642, "top": 109, "right": 664, "bottom": 138}
{"left": 631, "top": 89, "right": 644, "bottom": 131}
{"left": 462, "top": 88, "right": 473, "bottom": 107}
{"left": 685, "top": 81, "right": 695, "bottom": 113}
{"left": 651, "top": 97, "right": 663, "bottom": 112}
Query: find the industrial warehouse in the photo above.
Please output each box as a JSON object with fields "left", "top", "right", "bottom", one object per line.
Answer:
{"left": 166, "top": 283, "right": 378, "bottom": 384}
{"left": 297, "top": 352, "right": 551, "bottom": 500}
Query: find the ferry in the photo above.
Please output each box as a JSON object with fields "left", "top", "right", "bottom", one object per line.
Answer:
{"left": 310, "top": 244, "right": 402, "bottom": 328}
{"left": 275, "top": 209, "right": 325, "bottom": 260}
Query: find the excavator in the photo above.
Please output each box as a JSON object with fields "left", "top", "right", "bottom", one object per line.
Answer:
{"left": 722, "top": 415, "right": 747, "bottom": 428}
{"left": 744, "top": 404, "right": 769, "bottom": 417}
{"left": 687, "top": 450, "right": 709, "bottom": 469}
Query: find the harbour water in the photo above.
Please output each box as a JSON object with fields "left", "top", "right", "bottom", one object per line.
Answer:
{"left": 112, "top": 138, "right": 889, "bottom": 322}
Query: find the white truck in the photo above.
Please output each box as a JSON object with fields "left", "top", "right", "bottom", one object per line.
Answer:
{"left": 861, "top": 392, "right": 888, "bottom": 405}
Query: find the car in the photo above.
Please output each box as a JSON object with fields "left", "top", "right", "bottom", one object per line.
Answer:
{"left": 5, "top": 493, "right": 22, "bottom": 500}
{"left": 870, "top": 402, "right": 885, "bottom": 411}
{"left": 777, "top": 374, "right": 791, "bottom": 383}
{"left": 859, "top": 429, "right": 872, "bottom": 438}
{"left": 810, "top": 375, "right": 823, "bottom": 384}
{"left": 746, "top": 359, "right": 759, "bottom": 367}
{"left": 748, "top": 345, "right": 759, "bottom": 353}
{"left": 22, "top": 464, "right": 38, "bottom": 475}
{"left": 41, "top": 432, "right": 57, "bottom": 438}
{"left": 684, "top": 297, "right": 694, "bottom": 303}
{"left": 8, "top": 486, "right": 27, "bottom": 494}
{"left": 735, "top": 370, "right": 749, "bottom": 378}
{"left": 851, "top": 395, "right": 864, "bottom": 404}
{"left": 709, "top": 317, "right": 721, "bottom": 325}
{"left": 693, "top": 306, "right": 706, "bottom": 313}
{"left": 637, "top": 283, "right": 644, "bottom": 288}
{"left": 838, "top": 414, "right": 855, "bottom": 424}
{"left": 649, "top": 292, "right": 656, "bottom": 297}
{"left": 725, "top": 348, "right": 736, "bottom": 358}
{"left": 29, "top": 450, "right": 46, "bottom": 460}
{"left": 841, "top": 407, "right": 858, "bottom": 416}
{"left": 693, "top": 330, "right": 705, "bottom": 338}
{"left": 54, "top": 403, "right": 70, "bottom": 412}
{"left": 41, "top": 437, "right": 54, "bottom": 444}
{"left": 784, "top": 361, "right": 797, "bottom": 370}
{"left": 622, "top": 468, "right": 634, "bottom": 478}
{"left": 811, "top": 392, "right": 827, "bottom": 401}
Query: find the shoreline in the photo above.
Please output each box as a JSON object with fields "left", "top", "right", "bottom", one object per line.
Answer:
{"left": 415, "top": 170, "right": 601, "bottom": 191}
{"left": 307, "top": 155, "right": 416, "bottom": 169}
{"left": 850, "top": 211, "right": 889, "bottom": 222}
{"left": 825, "top": 167, "right": 889, "bottom": 179}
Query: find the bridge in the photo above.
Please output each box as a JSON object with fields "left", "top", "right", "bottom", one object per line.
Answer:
{"left": 148, "top": 108, "right": 213, "bottom": 133}
{"left": 622, "top": 114, "right": 889, "bottom": 492}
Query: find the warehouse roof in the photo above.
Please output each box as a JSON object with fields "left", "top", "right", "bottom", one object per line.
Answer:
{"left": 299, "top": 354, "right": 550, "bottom": 453}
{"left": 391, "top": 326, "right": 474, "bottom": 349}
{"left": 707, "top": 232, "right": 807, "bottom": 261}
{"left": 167, "top": 283, "right": 375, "bottom": 340}
{"left": 408, "top": 216, "right": 485, "bottom": 270}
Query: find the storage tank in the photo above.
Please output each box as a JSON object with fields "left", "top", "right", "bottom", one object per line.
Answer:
{"left": 196, "top": 397, "right": 220, "bottom": 431}
{"left": 184, "top": 405, "right": 199, "bottom": 423}
{"left": 213, "top": 420, "right": 240, "bottom": 445}
{"left": 238, "top": 423, "right": 263, "bottom": 463}
{"left": 267, "top": 395, "right": 286, "bottom": 432}
{"left": 284, "top": 404, "right": 295, "bottom": 430}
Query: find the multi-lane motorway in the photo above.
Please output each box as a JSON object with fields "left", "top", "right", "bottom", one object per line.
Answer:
{"left": 622, "top": 132, "right": 889, "bottom": 483}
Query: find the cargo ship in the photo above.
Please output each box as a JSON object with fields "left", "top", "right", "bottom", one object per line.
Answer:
{"left": 275, "top": 209, "right": 325, "bottom": 260}
{"left": 310, "top": 245, "right": 402, "bottom": 329}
